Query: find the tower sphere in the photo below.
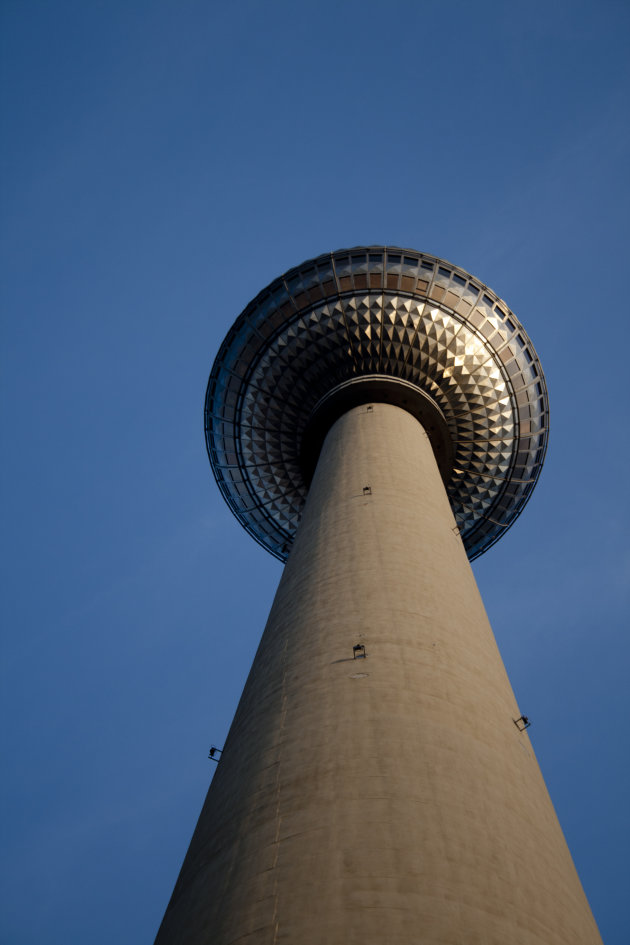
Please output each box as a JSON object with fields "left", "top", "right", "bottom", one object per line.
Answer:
{"left": 205, "top": 247, "right": 548, "bottom": 561}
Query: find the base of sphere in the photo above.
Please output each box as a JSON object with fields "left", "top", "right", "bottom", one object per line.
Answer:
{"left": 299, "top": 375, "right": 453, "bottom": 485}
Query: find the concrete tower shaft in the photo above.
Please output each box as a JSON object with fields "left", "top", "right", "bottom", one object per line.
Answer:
{"left": 156, "top": 404, "right": 601, "bottom": 944}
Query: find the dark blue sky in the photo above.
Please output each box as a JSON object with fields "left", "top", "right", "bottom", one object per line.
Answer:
{"left": 1, "top": 1, "right": 628, "bottom": 942}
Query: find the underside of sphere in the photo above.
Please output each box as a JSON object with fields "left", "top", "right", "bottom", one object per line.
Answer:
{"left": 205, "top": 248, "right": 548, "bottom": 561}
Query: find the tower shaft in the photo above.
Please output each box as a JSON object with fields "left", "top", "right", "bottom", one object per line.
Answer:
{"left": 156, "top": 403, "right": 600, "bottom": 944}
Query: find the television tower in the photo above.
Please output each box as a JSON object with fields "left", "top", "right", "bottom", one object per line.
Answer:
{"left": 155, "top": 248, "right": 601, "bottom": 944}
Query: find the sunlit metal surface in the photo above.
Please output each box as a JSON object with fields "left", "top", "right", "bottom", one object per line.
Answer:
{"left": 205, "top": 248, "right": 549, "bottom": 561}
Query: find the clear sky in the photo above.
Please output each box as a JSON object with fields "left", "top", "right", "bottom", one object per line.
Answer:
{"left": 1, "top": 1, "right": 628, "bottom": 942}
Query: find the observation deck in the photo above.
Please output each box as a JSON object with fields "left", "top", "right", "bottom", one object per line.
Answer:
{"left": 204, "top": 247, "right": 548, "bottom": 561}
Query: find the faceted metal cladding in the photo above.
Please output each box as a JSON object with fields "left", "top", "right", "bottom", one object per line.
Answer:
{"left": 204, "top": 248, "right": 549, "bottom": 561}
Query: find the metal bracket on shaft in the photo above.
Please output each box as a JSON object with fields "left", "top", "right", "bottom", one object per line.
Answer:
{"left": 513, "top": 715, "right": 531, "bottom": 732}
